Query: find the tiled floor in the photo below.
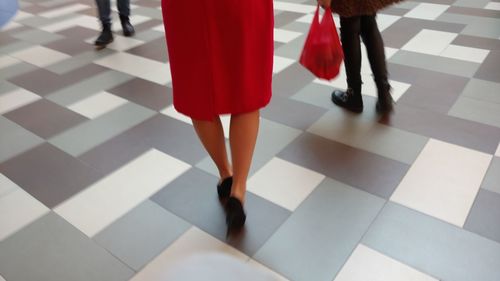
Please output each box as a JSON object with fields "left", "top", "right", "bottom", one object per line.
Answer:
{"left": 1, "top": 0, "right": 500, "bottom": 280}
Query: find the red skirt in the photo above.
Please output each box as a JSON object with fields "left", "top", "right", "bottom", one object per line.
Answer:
{"left": 161, "top": 0, "right": 274, "bottom": 120}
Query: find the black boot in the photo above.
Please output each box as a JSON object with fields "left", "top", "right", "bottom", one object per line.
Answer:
{"left": 331, "top": 88, "right": 363, "bottom": 113}
{"left": 120, "top": 15, "right": 135, "bottom": 37}
{"left": 375, "top": 81, "right": 394, "bottom": 114}
{"left": 95, "top": 23, "right": 113, "bottom": 47}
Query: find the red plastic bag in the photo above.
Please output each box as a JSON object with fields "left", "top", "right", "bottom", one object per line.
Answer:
{"left": 299, "top": 5, "right": 343, "bottom": 80}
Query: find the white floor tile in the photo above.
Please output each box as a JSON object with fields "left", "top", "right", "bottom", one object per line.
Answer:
{"left": 40, "top": 15, "right": 88, "bottom": 32}
{"left": 273, "top": 56, "right": 295, "bottom": 74}
{"left": 12, "top": 11, "right": 33, "bottom": 21}
{"left": 0, "top": 174, "right": 17, "bottom": 197}
{"left": 273, "top": 1, "right": 316, "bottom": 14}
{"left": 130, "top": 227, "right": 248, "bottom": 281}
{"left": 0, "top": 273, "right": 5, "bottom": 281}
{"left": 0, "top": 56, "right": 20, "bottom": 69}
{"left": 247, "top": 260, "right": 291, "bottom": 281}
{"left": 0, "top": 174, "right": 50, "bottom": 241}
{"left": 440, "top": 44, "right": 490, "bottom": 63}
{"left": 0, "top": 88, "right": 41, "bottom": 115}
{"left": 334, "top": 244, "right": 438, "bottom": 281}
{"left": 152, "top": 25, "right": 165, "bottom": 32}
{"left": 39, "top": 3, "right": 90, "bottom": 18}
{"left": 54, "top": 149, "right": 191, "bottom": 237}
{"left": 390, "top": 139, "right": 492, "bottom": 227}
{"left": 404, "top": 3, "right": 449, "bottom": 20}
{"left": 67, "top": 91, "right": 128, "bottom": 119}
{"left": 495, "top": 143, "right": 500, "bottom": 157}
{"left": 1, "top": 21, "right": 22, "bottom": 31}
{"left": 248, "top": 158, "right": 325, "bottom": 211}
{"left": 94, "top": 52, "right": 171, "bottom": 85}
{"left": 274, "top": 28, "right": 302, "bottom": 43}
{"left": 485, "top": 2, "right": 500, "bottom": 10}
{"left": 11, "top": 46, "right": 70, "bottom": 68}
{"left": 402, "top": 29, "right": 457, "bottom": 55}
{"left": 376, "top": 14, "right": 401, "bottom": 31}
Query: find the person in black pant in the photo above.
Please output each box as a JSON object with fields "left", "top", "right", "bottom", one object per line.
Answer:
{"left": 318, "top": 0, "right": 402, "bottom": 114}
{"left": 94, "top": 0, "right": 135, "bottom": 47}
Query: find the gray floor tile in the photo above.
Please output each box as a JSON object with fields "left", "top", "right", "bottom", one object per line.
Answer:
{"left": 449, "top": 96, "right": 500, "bottom": 129}
{"left": 447, "top": 6, "right": 500, "bottom": 19}
{"left": 49, "top": 102, "right": 155, "bottom": 157}
{"left": 461, "top": 79, "right": 500, "bottom": 104}
{"left": 274, "top": 34, "right": 307, "bottom": 60}
{"left": 57, "top": 26, "right": 97, "bottom": 40}
{"left": 108, "top": 78, "right": 172, "bottom": 111}
{"left": 437, "top": 13, "right": 500, "bottom": 39}
{"left": 0, "top": 143, "right": 104, "bottom": 208}
{"left": 474, "top": 51, "right": 500, "bottom": 83}
{"left": 12, "top": 28, "right": 64, "bottom": 44}
{"left": 274, "top": 11, "right": 305, "bottom": 28}
{"left": 133, "top": 6, "right": 163, "bottom": 20}
{"left": 278, "top": 132, "right": 409, "bottom": 199}
{"left": 4, "top": 99, "right": 88, "bottom": 139}
{"left": 389, "top": 50, "right": 480, "bottom": 78}
{"left": 8, "top": 63, "right": 108, "bottom": 96}
{"left": 126, "top": 37, "right": 168, "bottom": 63}
{"left": 44, "top": 37, "right": 95, "bottom": 56}
{"left": 363, "top": 202, "right": 500, "bottom": 281}
{"left": 196, "top": 118, "right": 302, "bottom": 177}
{"left": 122, "top": 114, "right": 208, "bottom": 165}
{"left": 254, "top": 178, "right": 385, "bottom": 281}
{"left": 382, "top": 17, "right": 465, "bottom": 49}
{"left": 0, "top": 212, "right": 134, "bottom": 281}
{"left": 480, "top": 157, "right": 500, "bottom": 195}
{"left": 384, "top": 103, "right": 500, "bottom": 154}
{"left": 0, "top": 41, "right": 34, "bottom": 55}
{"left": 152, "top": 168, "right": 291, "bottom": 256}
{"left": 452, "top": 34, "right": 500, "bottom": 51}
{"left": 307, "top": 110, "right": 428, "bottom": 165}
{"left": 464, "top": 189, "right": 500, "bottom": 244}
{"left": 134, "top": 30, "right": 165, "bottom": 42}
{"left": 94, "top": 200, "right": 190, "bottom": 271}
{"left": 0, "top": 81, "right": 18, "bottom": 95}
{"left": 453, "top": 0, "right": 490, "bottom": 8}
{"left": 47, "top": 70, "right": 133, "bottom": 106}
{"left": 0, "top": 62, "right": 37, "bottom": 81}
{"left": 261, "top": 95, "right": 328, "bottom": 131}
{"left": 0, "top": 116, "right": 44, "bottom": 163}
{"left": 46, "top": 49, "right": 117, "bottom": 75}
{"left": 272, "top": 63, "right": 315, "bottom": 98}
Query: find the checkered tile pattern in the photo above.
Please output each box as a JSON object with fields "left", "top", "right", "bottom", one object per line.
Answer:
{"left": 1, "top": 0, "right": 500, "bottom": 280}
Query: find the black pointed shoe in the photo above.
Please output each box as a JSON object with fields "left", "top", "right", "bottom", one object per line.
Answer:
{"left": 95, "top": 24, "right": 113, "bottom": 46}
{"left": 225, "top": 197, "right": 246, "bottom": 236}
{"left": 217, "top": 177, "right": 232, "bottom": 199}
{"left": 120, "top": 15, "right": 135, "bottom": 37}
{"left": 331, "top": 88, "right": 363, "bottom": 113}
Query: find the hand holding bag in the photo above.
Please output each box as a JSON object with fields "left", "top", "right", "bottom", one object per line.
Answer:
{"left": 299, "top": 5, "right": 343, "bottom": 80}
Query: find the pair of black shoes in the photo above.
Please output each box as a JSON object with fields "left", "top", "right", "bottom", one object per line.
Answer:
{"left": 95, "top": 16, "right": 135, "bottom": 47}
{"left": 331, "top": 87, "right": 394, "bottom": 114}
{"left": 217, "top": 177, "right": 246, "bottom": 236}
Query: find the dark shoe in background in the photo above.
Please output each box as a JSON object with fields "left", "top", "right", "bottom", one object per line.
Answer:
{"left": 331, "top": 88, "right": 364, "bottom": 113}
{"left": 376, "top": 81, "right": 394, "bottom": 114}
{"left": 95, "top": 23, "right": 113, "bottom": 47}
{"left": 120, "top": 15, "right": 135, "bottom": 37}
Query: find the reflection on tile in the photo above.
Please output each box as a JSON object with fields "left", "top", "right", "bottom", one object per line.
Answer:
{"left": 334, "top": 244, "right": 438, "bottom": 281}
{"left": 55, "top": 149, "right": 190, "bottom": 237}
{"left": 363, "top": 202, "right": 500, "bottom": 281}
{"left": 0, "top": 174, "right": 49, "bottom": 241}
